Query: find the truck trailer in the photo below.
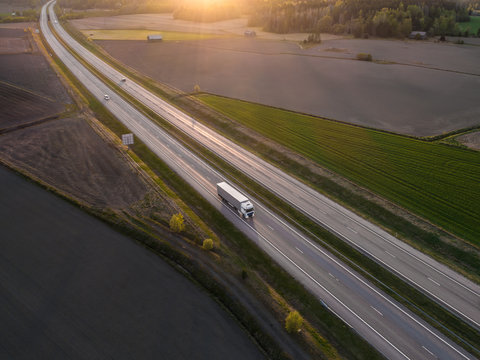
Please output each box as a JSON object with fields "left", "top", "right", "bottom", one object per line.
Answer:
{"left": 217, "top": 182, "right": 255, "bottom": 218}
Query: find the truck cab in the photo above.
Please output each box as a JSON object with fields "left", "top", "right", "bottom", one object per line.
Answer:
{"left": 241, "top": 201, "right": 255, "bottom": 218}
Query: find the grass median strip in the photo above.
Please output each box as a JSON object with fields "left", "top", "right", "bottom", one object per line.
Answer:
{"left": 53, "top": 17, "right": 480, "bottom": 357}
{"left": 43, "top": 19, "right": 376, "bottom": 359}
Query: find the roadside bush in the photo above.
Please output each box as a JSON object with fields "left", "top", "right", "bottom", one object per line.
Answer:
{"left": 316, "top": 15, "right": 333, "bottom": 33}
{"left": 241, "top": 269, "right": 248, "bottom": 280}
{"left": 303, "top": 33, "right": 321, "bottom": 44}
{"left": 169, "top": 213, "right": 185, "bottom": 233}
{"left": 356, "top": 53, "right": 372, "bottom": 61}
{"left": 351, "top": 19, "right": 364, "bottom": 38}
{"left": 285, "top": 310, "right": 303, "bottom": 333}
{"left": 202, "top": 238, "right": 213, "bottom": 250}
{"left": 332, "top": 23, "right": 346, "bottom": 34}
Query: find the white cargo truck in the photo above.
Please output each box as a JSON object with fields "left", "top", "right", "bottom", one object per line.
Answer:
{"left": 217, "top": 182, "right": 255, "bottom": 218}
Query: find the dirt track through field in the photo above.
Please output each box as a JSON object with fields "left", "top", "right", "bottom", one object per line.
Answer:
{"left": 0, "top": 165, "right": 265, "bottom": 360}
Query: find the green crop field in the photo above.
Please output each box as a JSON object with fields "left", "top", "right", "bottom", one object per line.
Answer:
{"left": 200, "top": 95, "right": 480, "bottom": 246}
{"left": 81, "top": 29, "right": 228, "bottom": 41}
{"left": 458, "top": 16, "right": 480, "bottom": 34}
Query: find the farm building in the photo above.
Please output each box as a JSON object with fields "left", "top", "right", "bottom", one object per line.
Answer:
{"left": 147, "top": 34, "right": 163, "bottom": 42}
{"left": 409, "top": 31, "right": 427, "bottom": 40}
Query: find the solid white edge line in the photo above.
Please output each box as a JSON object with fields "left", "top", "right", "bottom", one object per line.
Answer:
{"left": 257, "top": 203, "right": 472, "bottom": 360}
{"left": 44, "top": 6, "right": 473, "bottom": 359}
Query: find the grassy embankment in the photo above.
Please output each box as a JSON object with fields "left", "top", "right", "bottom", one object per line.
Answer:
{"left": 81, "top": 29, "right": 228, "bottom": 41}
{"left": 458, "top": 16, "right": 480, "bottom": 35}
{"left": 200, "top": 95, "right": 480, "bottom": 249}
{"left": 41, "top": 18, "right": 376, "bottom": 360}
{"left": 57, "top": 18, "right": 480, "bottom": 356}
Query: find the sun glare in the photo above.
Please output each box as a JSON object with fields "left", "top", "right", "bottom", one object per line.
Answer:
{"left": 181, "top": 0, "right": 230, "bottom": 7}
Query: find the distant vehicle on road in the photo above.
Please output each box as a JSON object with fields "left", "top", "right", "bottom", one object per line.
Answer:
{"left": 217, "top": 182, "right": 255, "bottom": 218}
{"left": 54, "top": 20, "right": 57, "bottom": 23}
{"left": 121, "top": 78, "right": 126, "bottom": 82}
{"left": 104, "top": 94, "right": 110, "bottom": 100}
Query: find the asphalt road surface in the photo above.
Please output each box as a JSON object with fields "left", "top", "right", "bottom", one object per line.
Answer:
{"left": 47, "top": 2, "right": 480, "bottom": 333}
{"left": 41, "top": 2, "right": 477, "bottom": 359}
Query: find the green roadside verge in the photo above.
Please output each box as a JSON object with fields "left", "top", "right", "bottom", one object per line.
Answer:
{"left": 52, "top": 17, "right": 480, "bottom": 357}
{"left": 41, "top": 18, "right": 380, "bottom": 360}
{"left": 198, "top": 95, "right": 480, "bottom": 249}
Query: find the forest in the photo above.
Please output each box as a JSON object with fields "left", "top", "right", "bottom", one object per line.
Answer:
{"left": 54, "top": 0, "right": 480, "bottom": 37}
{"left": 248, "top": 0, "right": 477, "bottom": 37}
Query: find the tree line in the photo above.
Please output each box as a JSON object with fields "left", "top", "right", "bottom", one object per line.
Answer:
{"left": 0, "top": 0, "right": 43, "bottom": 22}
{"left": 248, "top": 0, "right": 478, "bottom": 37}
{"left": 53, "top": 0, "right": 480, "bottom": 37}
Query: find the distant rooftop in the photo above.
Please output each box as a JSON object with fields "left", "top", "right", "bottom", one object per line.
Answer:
{"left": 147, "top": 34, "right": 162, "bottom": 41}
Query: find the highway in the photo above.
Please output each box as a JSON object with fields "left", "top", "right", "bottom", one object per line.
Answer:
{"left": 46, "top": 1, "right": 480, "bottom": 333}
{"left": 41, "top": 2, "right": 476, "bottom": 359}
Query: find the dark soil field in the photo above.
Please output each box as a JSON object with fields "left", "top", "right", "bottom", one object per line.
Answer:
{"left": 95, "top": 37, "right": 480, "bottom": 136}
{"left": 0, "top": 25, "right": 149, "bottom": 209}
{"left": 0, "top": 27, "right": 71, "bottom": 104}
{"left": 0, "top": 28, "right": 31, "bottom": 54}
{"left": 0, "top": 52, "right": 71, "bottom": 104}
{"left": 0, "top": 26, "right": 71, "bottom": 129}
{"left": 0, "top": 117, "right": 150, "bottom": 208}
{"left": 0, "top": 81, "right": 64, "bottom": 129}
{"left": 0, "top": 165, "right": 265, "bottom": 360}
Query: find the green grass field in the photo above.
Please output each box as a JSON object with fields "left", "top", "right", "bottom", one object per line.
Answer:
{"left": 458, "top": 16, "right": 480, "bottom": 35}
{"left": 200, "top": 95, "right": 480, "bottom": 246}
{"left": 81, "top": 29, "right": 228, "bottom": 41}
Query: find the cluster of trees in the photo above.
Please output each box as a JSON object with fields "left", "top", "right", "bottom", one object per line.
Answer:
{"left": 0, "top": 0, "right": 42, "bottom": 8}
{"left": 0, "top": 9, "right": 39, "bottom": 22}
{"left": 248, "top": 0, "right": 477, "bottom": 37}
{"left": 0, "top": 0, "right": 41, "bottom": 22}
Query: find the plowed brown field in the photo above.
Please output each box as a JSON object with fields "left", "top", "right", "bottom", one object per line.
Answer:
{"left": 0, "top": 81, "right": 63, "bottom": 129}
{"left": 93, "top": 35, "right": 480, "bottom": 136}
